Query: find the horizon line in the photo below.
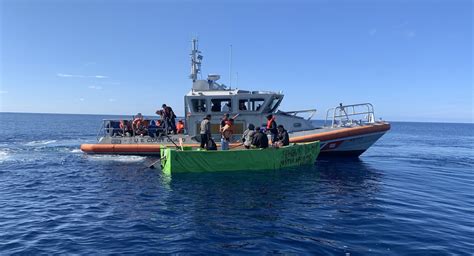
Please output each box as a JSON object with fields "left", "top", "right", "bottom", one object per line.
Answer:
{"left": 0, "top": 111, "right": 472, "bottom": 125}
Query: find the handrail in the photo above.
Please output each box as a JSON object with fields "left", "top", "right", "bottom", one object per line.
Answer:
{"left": 280, "top": 109, "right": 317, "bottom": 120}
{"left": 96, "top": 122, "right": 105, "bottom": 141}
{"left": 325, "top": 103, "right": 375, "bottom": 127}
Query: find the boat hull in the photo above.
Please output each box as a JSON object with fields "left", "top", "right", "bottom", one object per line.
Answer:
{"left": 159, "top": 141, "right": 320, "bottom": 173}
{"left": 80, "top": 123, "right": 390, "bottom": 157}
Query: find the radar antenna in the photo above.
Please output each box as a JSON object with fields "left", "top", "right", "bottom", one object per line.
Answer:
{"left": 189, "top": 38, "right": 203, "bottom": 82}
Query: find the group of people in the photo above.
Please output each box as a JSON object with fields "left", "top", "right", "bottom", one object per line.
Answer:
{"left": 241, "top": 115, "right": 289, "bottom": 149}
{"left": 109, "top": 104, "right": 185, "bottom": 137}
{"left": 199, "top": 113, "right": 289, "bottom": 151}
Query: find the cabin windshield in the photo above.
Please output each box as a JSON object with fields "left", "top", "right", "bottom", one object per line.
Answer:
{"left": 268, "top": 97, "right": 282, "bottom": 112}
{"left": 237, "top": 98, "right": 265, "bottom": 112}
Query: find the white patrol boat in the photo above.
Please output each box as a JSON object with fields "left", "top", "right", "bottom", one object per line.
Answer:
{"left": 81, "top": 39, "right": 390, "bottom": 157}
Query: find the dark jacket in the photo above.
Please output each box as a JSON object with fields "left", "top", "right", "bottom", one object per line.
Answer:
{"left": 276, "top": 129, "right": 290, "bottom": 146}
{"left": 163, "top": 106, "right": 176, "bottom": 119}
{"left": 251, "top": 132, "right": 269, "bottom": 149}
{"left": 267, "top": 119, "right": 277, "bottom": 135}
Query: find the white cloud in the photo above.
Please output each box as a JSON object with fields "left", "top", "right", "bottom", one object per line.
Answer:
{"left": 57, "top": 73, "right": 108, "bottom": 79}
{"left": 79, "top": 98, "right": 85, "bottom": 102}
{"left": 92, "top": 75, "right": 108, "bottom": 79}
{"left": 108, "top": 98, "right": 116, "bottom": 102}
{"left": 0, "top": 90, "right": 8, "bottom": 94}
{"left": 88, "top": 85, "right": 103, "bottom": 90}
{"left": 57, "top": 73, "right": 84, "bottom": 78}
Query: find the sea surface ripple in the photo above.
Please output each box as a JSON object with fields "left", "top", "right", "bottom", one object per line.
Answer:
{"left": 0, "top": 113, "right": 472, "bottom": 255}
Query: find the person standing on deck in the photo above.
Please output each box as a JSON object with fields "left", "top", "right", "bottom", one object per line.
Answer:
{"left": 266, "top": 114, "right": 278, "bottom": 143}
{"left": 220, "top": 113, "right": 229, "bottom": 133}
{"left": 200, "top": 115, "right": 211, "bottom": 149}
{"left": 221, "top": 118, "right": 234, "bottom": 150}
{"left": 160, "top": 104, "right": 177, "bottom": 134}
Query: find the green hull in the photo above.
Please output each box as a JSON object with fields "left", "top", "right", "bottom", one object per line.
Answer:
{"left": 159, "top": 141, "right": 320, "bottom": 174}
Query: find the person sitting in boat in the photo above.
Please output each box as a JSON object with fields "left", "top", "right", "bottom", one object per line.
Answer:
{"left": 241, "top": 123, "right": 256, "bottom": 149}
{"left": 148, "top": 120, "right": 158, "bottom": 138}
{"left": 266, "top": 114, "right": 278, "bottom": 143}
{"left": 252, "top": 127, "right": 269, "bottom": 149}
{"left": 133, "top": 113, "right": 148, "bottom": 136}
{"left": 200, "top": 115, "right": 212, "bottom": 149}
{"left": 274, "top": 125, "right": 290, "bottom": 147}
{"left": 155, "top": 120, "right": 166, "bottom": 136}
{"left": 221, "top": 118, "right": 234, "bottom": 150}
{"left": 120, "top": 120, "right": 133, "bottom": 136}
{"left": 105, "top": 120, "right": 121, "bottom": 136}
{"left": 207, "top": 137, "right": 217, "bottom": 150}
{"left": 176, "top": 120, "right": 185, "bottom": 134}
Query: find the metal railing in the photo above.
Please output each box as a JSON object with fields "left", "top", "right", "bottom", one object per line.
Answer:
{"left": 96, "top": 119, "right": 168, "bottom": 141}
{"left": 280, "top": 109, "right": 317, "bottom": 120}
{"left": 325, "top": 103, "right": 375, "bottom": 128}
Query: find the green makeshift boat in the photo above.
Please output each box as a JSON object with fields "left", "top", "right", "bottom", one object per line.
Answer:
{"left": 158, "top": 141, "right": 320, "bottom": 174}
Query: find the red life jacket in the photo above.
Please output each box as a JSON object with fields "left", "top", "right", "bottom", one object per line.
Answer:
{"left": 266, "top": 117, "right": 276, "bottom": 129}
{"left": 222, "top": 122, "right": 233, "bottom": 139}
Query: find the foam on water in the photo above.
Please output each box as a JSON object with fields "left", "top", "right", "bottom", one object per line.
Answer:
{"left": 0, "top": 150, "right": 10, "bottom": 163}
{"left": 86, "top": 154, "right": 146, "bottom": 163}
{"left": 25, "top": 140, "right": 57, "bottom": 146}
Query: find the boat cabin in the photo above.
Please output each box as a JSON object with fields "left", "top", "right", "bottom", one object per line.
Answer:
{"left": 184, "top": 85, "right": 287, "bottom": 137}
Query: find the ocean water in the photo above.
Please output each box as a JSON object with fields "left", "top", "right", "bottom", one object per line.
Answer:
{"left": 0, "top": 113, "right": 472, "bottom": 255}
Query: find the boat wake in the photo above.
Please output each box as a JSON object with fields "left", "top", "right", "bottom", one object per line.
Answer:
{"left": 25, "top": 140, "right": 58, "bottom": 146}
{"left": 0, "top": 150, "right": 10, "bottom": 163}
{"left": 86, "top": 155, "right": 146, "bottom": 163}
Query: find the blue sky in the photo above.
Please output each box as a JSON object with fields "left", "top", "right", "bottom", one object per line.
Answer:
{"left": 1, "top": 0, "right": 472, "bottom": 123}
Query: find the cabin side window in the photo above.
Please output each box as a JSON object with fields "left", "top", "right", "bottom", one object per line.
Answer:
{"left": 250, "top": 99, "right": 265, "bottom": 111}
{"left": 211, "top": 99, "right": 232, "bottom": 112}
{"left": 238, "top": 99, "right": 249, "bottom": 111}
{"left": 191, "top": 99, "right": 207, "bottom": 113}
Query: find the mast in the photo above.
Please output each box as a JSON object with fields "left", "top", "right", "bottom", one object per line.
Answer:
{"left": 229, "top": 44, "right": 232, "bottom": 89}
{"left": 189, "top": 38, "right": 202, "bottom": 82}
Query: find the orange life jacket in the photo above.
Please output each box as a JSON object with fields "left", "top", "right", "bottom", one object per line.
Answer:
{"left": 133, "top": 118, "right": 144, "bottom": 129}
{"left": 176, "top": 121, "right": 184, "bottom": 133}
